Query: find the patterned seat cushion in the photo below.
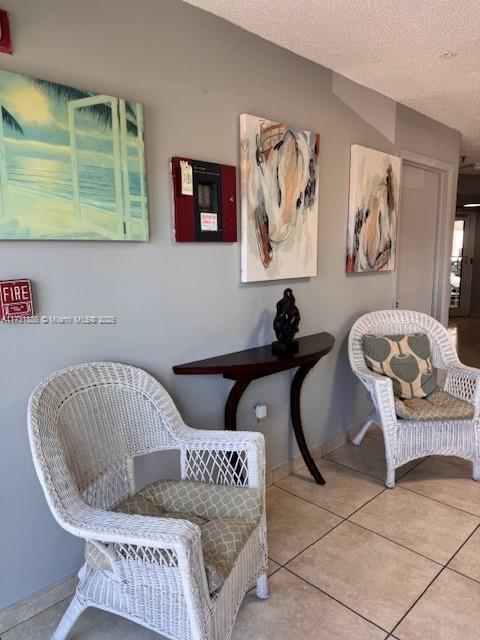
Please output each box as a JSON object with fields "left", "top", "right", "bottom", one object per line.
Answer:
{"left": 363, "top": 333, "right": 438, "bottom": 399}
{"left": 199, "top": 518, "right": 256, "bottom": 592}
{"left": 139, "top": 479, "right": 262, "bottom": 522}
{"left": 85, "top": 479, "right": 261, "bottom": 594}
{"left": 395, "top": 390, "right": 474, "bottom": 421}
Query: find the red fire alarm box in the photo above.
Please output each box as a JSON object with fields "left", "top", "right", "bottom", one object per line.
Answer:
{"left": 171, "top": 157, "right": 237, "bottom": 242}
{"left": 0, "top": 10, "right": 12, "bottom": 55}
{"left": 0, "top": 280, "right": 33, "bottom": 321}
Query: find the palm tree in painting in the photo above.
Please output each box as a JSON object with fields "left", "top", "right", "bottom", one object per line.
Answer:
{"left": 0, "top": 106, "right": 23, "bottom": 220}
{"left": 1, "top": 106, "right": 23, "bottom": 136}
{"left": 32, "top": 79, "right": 138, "bottom": 135}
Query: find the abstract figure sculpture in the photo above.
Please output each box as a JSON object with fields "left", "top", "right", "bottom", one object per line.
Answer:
{"left": 272, "top": 288, "right": 300, "bottom": 356}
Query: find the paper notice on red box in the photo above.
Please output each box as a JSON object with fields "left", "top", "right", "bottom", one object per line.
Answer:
{"left": 0, "top": 280, "right": 33, "bottom": 321}
{"left": 200, "top": 212, "right": 218, "bottom": 232}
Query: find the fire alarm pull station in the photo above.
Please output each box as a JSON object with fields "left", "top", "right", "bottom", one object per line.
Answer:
{"left": 0, "top": 279, "right": 33, "bottom": 321}
{"left": 171, "top": 157, "right": 237, "bottom": 242}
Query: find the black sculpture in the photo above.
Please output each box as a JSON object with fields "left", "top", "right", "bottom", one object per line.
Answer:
{"left": 272, "top": 288, "right": 300, "bottom": 356}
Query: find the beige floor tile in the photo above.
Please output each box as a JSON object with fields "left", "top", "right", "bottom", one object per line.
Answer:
{"left": 287, "top": 521, "right": 440, "bottom": 632}
{"left": 326, "top": 438, "right": 421, "bottom": 482}
{"left": 399, "top": 457, "right": 480, "bottom": 516}
{"left": 231, "top": 568, "right": 386, "bottom": 640}
{"left": 266, "top": 486, "right": 341, "bottom": 564}
{"left": 395, "top": 569, "right": 480, "bottom": 640}
{"left": 0, "top": 575, "right": 76, "bottom": 635}
{"left": 366, "top": 424, "right": 384, "bottom": 441}
{"left": 3, "top": 598, "right": 162, "bottom": 640}
{"left": 276, "top": 461, "right": 384, "bottom": 518}
{"left": 448, "top": 527, "right": 480, "bottom": 581}
{"left": 431, "top": 454, "right": 472, "bottom": 470}
{"left": 350, "top": 487, "right": 479, "bottom": 564}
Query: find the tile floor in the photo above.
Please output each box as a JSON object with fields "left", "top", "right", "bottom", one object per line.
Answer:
{"left": 5, "top": 428, "right": 480, "bottom": 640}
{"left": 448, "top": 316, "right": 480, "bottom": 368}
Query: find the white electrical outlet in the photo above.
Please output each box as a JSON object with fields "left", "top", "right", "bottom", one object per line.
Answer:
{"left": 255, "top": 404, "right": 268, "bottom": 422}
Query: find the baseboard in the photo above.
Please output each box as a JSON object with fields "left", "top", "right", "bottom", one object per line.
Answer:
{"left": 265, "top": 427, "right": 358, "bottom": 487}
{"left": 0, "top": 574, "right": 77, "bottom": 635}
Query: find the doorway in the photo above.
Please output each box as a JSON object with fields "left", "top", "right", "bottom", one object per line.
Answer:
{"left": 394, "top": 151, "right": 456, "bottom": 324}
{"left": 395, "top": 163, "right": 441, "bottom": 315}
{"left": 449, "top": 212, "right": 476, "bottom": 317}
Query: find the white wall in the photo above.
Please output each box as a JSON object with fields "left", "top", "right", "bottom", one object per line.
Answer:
{"left": 0, "top": 0, "right": 460, "bottom": 609}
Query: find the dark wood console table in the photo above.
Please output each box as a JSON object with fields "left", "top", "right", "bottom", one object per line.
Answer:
{"left": 173, "top": 332, "right": 335, "bottom": 485}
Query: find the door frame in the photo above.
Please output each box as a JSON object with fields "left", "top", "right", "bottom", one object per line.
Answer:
{"left": 450, "top": 210, "right": 476, "bottom": 317}
{"left": 394, "top": 149, "right": 457, "bottom": 326}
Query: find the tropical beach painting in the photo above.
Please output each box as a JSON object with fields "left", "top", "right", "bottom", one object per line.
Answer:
{"left": 240, "top": 114, "right": 320, "bottom": 282}
{"left": 0, "top": 69, "right": 149, "bottom": 240}
{"left": 346, "top": 145, "right": 401, "bottom": 273}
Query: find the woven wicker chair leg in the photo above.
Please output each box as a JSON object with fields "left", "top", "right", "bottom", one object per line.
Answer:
{"left": 51, "top": 595, "right": 85, "bottom": 640}
{"left": 473, "top": 460, "right": 480, "bottom": 481}
{"left": 385, "top": 466, "right": 395, "bottom": 489}
{"left": 352, "top": 419, "right": 374, "bottom": 446}
{"left": 256, "top": 573, "right": 269, "bottom": 599}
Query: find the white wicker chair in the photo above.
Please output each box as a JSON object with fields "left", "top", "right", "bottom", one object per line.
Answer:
{"left": 348, "top": 310, "right": 480, "bottom": 488}
{"left": 27, "top": 362, "right": 268, "bottom": 640}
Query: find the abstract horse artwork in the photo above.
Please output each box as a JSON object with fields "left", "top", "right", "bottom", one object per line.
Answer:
{"left": 240, "top": 114, "right": 320, "bottom": 282}
{"left": 346, "top": 145, "right": 401, "bottom": 273}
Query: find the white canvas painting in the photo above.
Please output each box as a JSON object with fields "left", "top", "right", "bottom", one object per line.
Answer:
{"left": 346, "top": 144, "right": 401, "bottom": 273}
{"left": 240, "top": 114, "right": 320, "bottom": 282}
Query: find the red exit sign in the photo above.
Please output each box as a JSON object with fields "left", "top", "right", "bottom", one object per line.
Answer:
{"left": 0, "top": 280, "right": 34, "bottom": 321}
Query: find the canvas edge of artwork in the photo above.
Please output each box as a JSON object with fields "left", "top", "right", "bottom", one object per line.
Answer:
{"left": 239, "top": 113, "right": 251, "bottom": 282}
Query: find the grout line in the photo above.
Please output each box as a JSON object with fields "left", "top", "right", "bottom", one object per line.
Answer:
{"left": 270, "top": 449, "right": 480, "bottom": 637}
{"left": 398, "top": 484, "right": 480, "bottom": 519}
{"left": 446, "top": 564, "right": 480, "bottom": 586}
{"left": 321, "top": 457, "right": 386, "bottom": 483}
{"left": 396, "top": 456, "right": 432, "bottom": 478}
{"left": 389, "top": 564, "right": 445, "bottom": 636}
{"left": 283, "top": 565, "right": 390, "bottom": 635}
{"left": 443, "top": 522, "right": 480, "bottom": 570}
{"left": 346, "top": 520, "right": 443, "bottom": 568}
{"left": 271, "top": 482, "right": 360, "bottom": 520}
{"left": 271, "top": 513, "right": 348, "bottom": 568}
{"left": 340, "top": 486, "right": 388, "bottom": 520}
{"left": 390, "top": 522, "right": 480, "bottom": 636}
{"left": 2, "top": 595, "right": 72, "bottom": 634}
{"left": 273, "top": 486, "right": 392, "bottom": 573}
{"left": 322, "top": 451, "right": 427, "bottom": 486}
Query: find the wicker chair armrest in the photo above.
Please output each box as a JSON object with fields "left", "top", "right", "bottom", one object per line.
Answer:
{"left": 445, "top": 365, "right": 480, "bottom": 413}
{"left": 182, "top": 427, "right": 264, "bottom": 449}
{"left": 78, "top": 506, "right": 212, "bottom": 606}
{"left": 181, "top": 428, "right": 265, "bottom": 490}
{"left": 59, "top": 502, "right": 201, "bottom": 550}
{"left": 355, "top": 367, "right": 399, "bottom": 429}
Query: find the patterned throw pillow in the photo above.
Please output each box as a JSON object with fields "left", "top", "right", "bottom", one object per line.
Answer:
{"left": 362, "top": 333, "right": 438, "bottom": 400}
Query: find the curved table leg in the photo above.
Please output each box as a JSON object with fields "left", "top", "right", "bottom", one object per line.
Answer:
{"left": 224, "top": 377, "right": 251, "bottom": 482}
{"left": 291, "top": 361, "right": 326, "bottom": 485}
{"left": 224, "top": 377, "right": 251, "bottom": 430}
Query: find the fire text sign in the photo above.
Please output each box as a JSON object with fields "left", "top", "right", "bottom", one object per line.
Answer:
{"left": 0, "top": 280, "right": 34, "bottom": 321}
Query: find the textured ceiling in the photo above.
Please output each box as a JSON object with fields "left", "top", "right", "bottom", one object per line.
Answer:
{"left": 185, "top": 0, "right": 480, "bottom": 161}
